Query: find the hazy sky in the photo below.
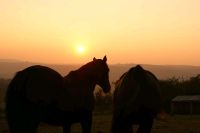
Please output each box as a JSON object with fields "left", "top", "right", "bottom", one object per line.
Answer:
{"left": 1, "top": 0, "right": 200, "bottom": 65}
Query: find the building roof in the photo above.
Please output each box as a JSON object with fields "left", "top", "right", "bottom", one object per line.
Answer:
{"left": 172, "top": 95, "right": 200, "bottom": 102}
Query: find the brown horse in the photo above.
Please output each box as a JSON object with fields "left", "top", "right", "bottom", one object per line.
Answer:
{"left": 6, "top": 56, "right": 111, "bottom": 133}
{"left": 112, "top": 65, "right": 161, "bottom": 133}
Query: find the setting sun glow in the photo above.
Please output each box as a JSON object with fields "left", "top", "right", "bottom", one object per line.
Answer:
{"left": 76, "top": 45, "right": 86, "bottom": 54}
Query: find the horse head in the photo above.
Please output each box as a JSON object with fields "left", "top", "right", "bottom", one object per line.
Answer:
{"left": 91, "top": 56, "right": 111, "bottom": 93}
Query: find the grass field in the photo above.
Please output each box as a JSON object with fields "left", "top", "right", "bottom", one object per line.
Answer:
{"left": 1, "top": 108, "right": 200, "bottom": 133}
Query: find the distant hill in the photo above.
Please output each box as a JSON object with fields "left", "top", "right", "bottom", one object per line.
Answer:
{"left": 109, "top": 64, "right": 200, "bottom": 82}
{"left": 1, "top": 60, "right": 200, "bottom": 82}
{"left": 0, "top": 61, "right": 79, "bottom": 79}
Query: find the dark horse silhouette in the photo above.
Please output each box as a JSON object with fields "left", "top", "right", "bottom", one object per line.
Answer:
{"left": 112, "top": 65, "right": 161, "bottom": 133}
{"left": 6, "top": 56, "right": 111, "bottom": 133}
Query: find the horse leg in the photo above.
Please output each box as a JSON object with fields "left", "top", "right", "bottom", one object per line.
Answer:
{"left": 80, "top": 111, "right": 92, "bottom": 133}
{"left": 20, "top": 120, "right": 39, "bottom": 133}
{"left": 128, "top": 125, "right": 134, "bottom": 133}
{"left": 123, "top": 119, "right": 134, "bottom": 133}
{"left": 111, "top": 116, "right": 133, "bottom": 133}
{"left": 6, "top": 102, "right": 40, "bottom": 133}
{"left": 137, "top": 116, "right": 153, "bottom": 133}
{"left": 7, "top": 112, "right": 39, "bottom": 133}
{"left": 81, "top": 120, "right": 92, "bottom": 133}
{"left": 111, "top": 121, "right": 119, "bottom": 133}
{"left": 63, "top": 123, "right": 72, "bottom": 133}
{"left": 123, "top": 124, "right": 134, "bottom": 133}
{"left": 111, "top": 118, "right": 120, "bottom": 133}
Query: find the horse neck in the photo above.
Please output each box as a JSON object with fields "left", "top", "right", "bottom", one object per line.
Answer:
{"left": 78, "top": 66, "right": 96, "bottom": 88}
{"left": 64, "top": 66, "right": 97, "bottom": 93}
{"left": 79, "top": 62, "right": 97, "bottom": 81}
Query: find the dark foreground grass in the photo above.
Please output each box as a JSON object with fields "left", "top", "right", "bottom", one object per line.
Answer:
{"left": 1, "top": 110, "right": 200, "bottom": 133}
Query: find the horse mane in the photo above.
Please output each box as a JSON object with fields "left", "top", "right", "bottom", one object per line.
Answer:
{"left": 65, "top": 60, "right": 105, "bottom": 87}
{"left": 78, "top": 60, "right": 95, "bottom": 72}
{"left": 64, "top": 59, "right": 106, "bottom": 82}
{"left": 78, "top": 59, "right": 105, "bottom": 72}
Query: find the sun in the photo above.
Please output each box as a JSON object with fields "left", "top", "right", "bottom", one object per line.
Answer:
{"left": 76, "top": 44, "right": 86, "bottom": 54}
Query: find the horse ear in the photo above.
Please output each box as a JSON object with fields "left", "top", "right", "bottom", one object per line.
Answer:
{"left": 103, "top": 55, "right": 107, "bottom": 62}
{"left": 93, "top": 57, "right": 96, "bottom": 61}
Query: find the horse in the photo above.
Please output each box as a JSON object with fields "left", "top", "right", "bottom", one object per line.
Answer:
{"left": 112, "top": 65, "right": 161, "bottom": 133}
{"left": 6, "top": 56, "right": 111, "bottom": 133}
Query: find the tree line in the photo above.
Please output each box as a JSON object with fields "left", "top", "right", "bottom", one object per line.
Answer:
{"left": 1, "top": 75, "right": 200, "bottom": 113}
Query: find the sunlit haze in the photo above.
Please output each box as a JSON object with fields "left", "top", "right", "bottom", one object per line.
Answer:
{"left": 1, "top": 0, "right": 200, "bottom": 65}
{"left": 76, "top": 44, "right": 86, "bottom": 55}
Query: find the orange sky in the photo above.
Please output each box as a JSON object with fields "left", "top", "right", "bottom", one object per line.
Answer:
{"left": 1, "top": 0, "right": 200, "bottom": 65}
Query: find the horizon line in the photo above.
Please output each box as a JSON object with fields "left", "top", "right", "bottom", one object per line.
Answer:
{"left": 0, "top": 58, "right": 200, "bottom": 67}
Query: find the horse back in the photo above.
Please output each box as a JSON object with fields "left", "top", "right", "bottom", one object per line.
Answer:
{"left": 6, "top": 65, "right": 64, "bottom": 107}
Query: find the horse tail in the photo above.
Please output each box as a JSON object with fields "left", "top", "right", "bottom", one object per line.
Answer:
{"left": 6, "top": 70, "right": 28, "bottom": 102}
{"left": 133, "top": 65, "right": 161, "bottom": 116}
{"left": 5, "top": 70, "right": 30, "bottom": 129}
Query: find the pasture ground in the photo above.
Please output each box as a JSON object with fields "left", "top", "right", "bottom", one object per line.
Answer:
{"left": 1, "top": 108, "right": 200, "bottom": 133}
